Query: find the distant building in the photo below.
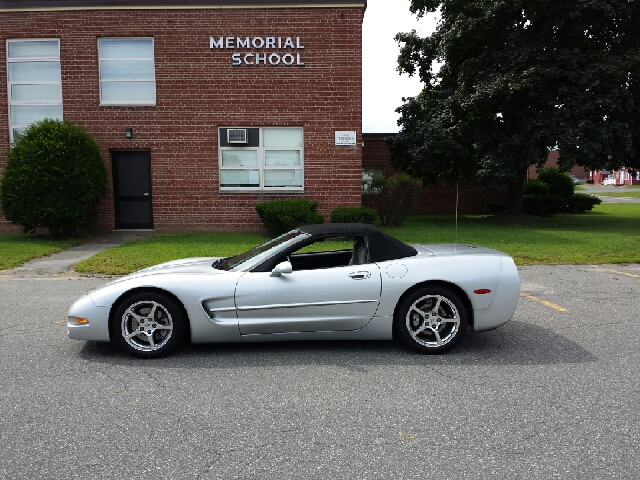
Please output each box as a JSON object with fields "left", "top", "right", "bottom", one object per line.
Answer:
{"left": 362, "top": 133, "right": 509, "bottom": 214}
{"left": 526, "top": 150, "right": 591, "bottom": 183}
{"left": 527, "top": 150, "right": 640, "bottom": 185}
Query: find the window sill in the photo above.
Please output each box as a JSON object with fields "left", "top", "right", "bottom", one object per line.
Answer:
{"left": 219, "top": 189, "right": 304, "bottom": 194}
{"left": 99, "top": 103, "right": 157, "bottom": 107}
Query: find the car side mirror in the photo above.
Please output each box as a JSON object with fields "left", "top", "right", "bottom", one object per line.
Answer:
{"left": 270, "top": 261, "right": 293, "bottom": 277}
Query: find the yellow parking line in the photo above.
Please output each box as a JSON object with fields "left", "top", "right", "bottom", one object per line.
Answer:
{"left": 589, "top": 265, "right": 640, "bottom": 278}
{"left": 520, "top": 292, "right": 567, "bottom": 312}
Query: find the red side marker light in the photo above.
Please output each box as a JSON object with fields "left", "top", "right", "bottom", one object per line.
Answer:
{"left": 474, "top": 289, "right": 492, "bottom": 295}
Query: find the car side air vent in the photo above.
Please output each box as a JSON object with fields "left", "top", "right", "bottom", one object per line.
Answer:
{"left": 227, "top": 129, "right": 248, "bottom": 144}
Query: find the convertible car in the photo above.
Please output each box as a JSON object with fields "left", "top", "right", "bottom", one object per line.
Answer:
{"left": 68, "top": 223, "right": 520, "bottom": 358}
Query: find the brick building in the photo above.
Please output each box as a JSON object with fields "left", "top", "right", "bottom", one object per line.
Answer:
{"left": 526, "top": 150, "right": 590, "bottom": 182}
{"left": 0, "top": 0, "right": 365, "bottom": 233}
{"left": 362, "top": 133, "right": 509, "bottom": 214}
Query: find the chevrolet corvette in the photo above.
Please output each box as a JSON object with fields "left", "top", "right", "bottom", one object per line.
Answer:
{"left": 68, "top": 223, "right": 520, "bottom": 358}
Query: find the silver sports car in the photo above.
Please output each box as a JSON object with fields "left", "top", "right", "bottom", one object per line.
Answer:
{"left": 68, "top": 223, "right": 520, "bottom": 358}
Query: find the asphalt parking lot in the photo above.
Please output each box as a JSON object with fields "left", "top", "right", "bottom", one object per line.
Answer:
{"left": 0, "top": 265, "right": 638, "bottom": 479}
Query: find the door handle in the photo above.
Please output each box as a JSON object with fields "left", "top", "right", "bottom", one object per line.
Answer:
{"left": 349, "top": 271, "right": 371, "bottom": 280}
{"left": 143, "top": 193, "right": 149, "bottom": 196}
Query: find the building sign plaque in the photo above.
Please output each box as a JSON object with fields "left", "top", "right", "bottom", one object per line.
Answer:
{"left": 335, "top": 131, "right": 357, "bottom": 146}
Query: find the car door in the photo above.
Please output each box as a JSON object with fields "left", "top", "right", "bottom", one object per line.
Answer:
{"left": 234, "top": 264, "right": 382, "bottom": 335}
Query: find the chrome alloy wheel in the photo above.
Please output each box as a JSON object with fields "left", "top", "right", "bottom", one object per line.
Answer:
{"left": 121, "top": 300, "right": 174, "bottom": 352}
{"left": 405, "top": 294, "right": 460, "bottom": 348}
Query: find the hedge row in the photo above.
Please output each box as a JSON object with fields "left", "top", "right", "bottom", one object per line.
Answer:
{"left": 254, "top": 200, "right": 378, "bottom": 237}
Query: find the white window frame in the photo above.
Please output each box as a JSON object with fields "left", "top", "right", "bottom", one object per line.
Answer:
{"left": 6, "top": 38, "right": 62, "bottom": 143}
{"left": 98, "top": 37, "right": 156, "bottom": 106}
{"left": 219, "top": 127, "right": 304, "bottom": 192}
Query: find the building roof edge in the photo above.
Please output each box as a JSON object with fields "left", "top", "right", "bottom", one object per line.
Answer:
{"left": 0, "top": 0, "right": 366, "bottom": 12}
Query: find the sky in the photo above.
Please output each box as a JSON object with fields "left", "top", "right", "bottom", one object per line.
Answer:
{"left": 362, "top": 0, "right": 439, "bottom": 133}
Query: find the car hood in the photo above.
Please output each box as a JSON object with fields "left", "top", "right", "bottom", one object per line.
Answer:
{"left": 412, "top": 244, "right": 508, "bottom": 257}
{"left": 104, "top": 257, "right": 224, "bottom": 285}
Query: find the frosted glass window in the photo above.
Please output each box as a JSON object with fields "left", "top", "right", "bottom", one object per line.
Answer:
{"left": 8, "top": 40, "right": 59, "bottom": 58}
{"left": 220, "top": 170, "right": 260, "bottom": 187}
{"left": 264, "top": 169, "right": 303, "bottom": 187}
{"left": 10, "top": 105, "right": 63, "bottom": 125}
{"left": 100, "top": 82, "right": 156, "bottom": 103}
{"left": 263, "top": 128, "right": 303, "bottom": 147}
{"left": 12, "top": 128, "right": 26, "bottom": 139}
{"left": 265, "top": 150, "right": 301, "bottom": 167}
{"left": 99, "top": 60, "right": 155, "bottom": 80}
{"left": 7, "top": 39, "right": 62, "bottom": 143}
{"left": 100, "top": 38, "right": 154, "bottom": 58}
{"left": 99, "top": 38, "right": 155, "bottom": 105}
{"left": 11, "top": 84, "right": 62, "bottom": 101}
{"left": 222, "top": 150, "right": 258, "bottom": 167}
{"left": 8, "top": 62, "right": 61, "bottom": 82}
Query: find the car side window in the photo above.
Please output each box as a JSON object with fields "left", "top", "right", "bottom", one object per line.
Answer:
{"left": 287, "top": 236, "right": 366, "bottom": 271}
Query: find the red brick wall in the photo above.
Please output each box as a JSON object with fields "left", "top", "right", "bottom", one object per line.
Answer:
{"left": 362, "top": 134, "right": 509, "bottom": 214}
{"left": 527, "top": 150, "right": 590, "bottom": 181}
{"left": 0, "top": 6, "right": 363, "bottom": 233}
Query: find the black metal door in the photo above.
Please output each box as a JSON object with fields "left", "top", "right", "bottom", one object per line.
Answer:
{"left": 112, "top": 151, "right": 153, "bottom": 229}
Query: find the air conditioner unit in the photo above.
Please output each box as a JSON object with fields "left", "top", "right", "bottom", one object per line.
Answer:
{"left": 227, "top": 129, "right": 248, "bottom": 144}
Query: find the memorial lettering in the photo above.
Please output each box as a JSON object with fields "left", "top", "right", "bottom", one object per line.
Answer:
{"left": 210, "top": 36, "right": 305, "bottom": 66}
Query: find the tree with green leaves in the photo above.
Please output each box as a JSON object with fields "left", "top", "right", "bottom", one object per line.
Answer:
{"left": 1, "top": 119, "right": 107, "bottom": 237}
{"left": 389, "top": 0, "right": 640, "bottom": 213}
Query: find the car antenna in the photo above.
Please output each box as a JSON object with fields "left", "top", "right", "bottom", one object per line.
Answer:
{"left": 455, "top": 181, "right": 459, "bottom": 250}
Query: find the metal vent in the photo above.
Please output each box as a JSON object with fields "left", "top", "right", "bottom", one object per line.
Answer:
{"left": 227, "top": 129, "right": 248, "bottom": 144}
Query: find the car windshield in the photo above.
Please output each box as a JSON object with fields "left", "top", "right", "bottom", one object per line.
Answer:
{"left": 213, "top": 230, "right": 308, "bottom": 272}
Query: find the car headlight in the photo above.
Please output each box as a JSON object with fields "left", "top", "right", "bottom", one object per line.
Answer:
{"left": 69, "top": 316, "right": 89, "bottom": 324}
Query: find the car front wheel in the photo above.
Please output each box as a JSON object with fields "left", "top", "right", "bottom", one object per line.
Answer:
{"left": 112, "top": 292, "right": 185, "bottom": 358}
{"left": 396, "top": 287, "right": 467, "bottom": 354}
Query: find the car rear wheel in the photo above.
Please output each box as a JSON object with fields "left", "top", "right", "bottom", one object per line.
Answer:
{"left": 112, "top": 292, "right": 185, "bottom": 359}
{"left": 396, "top": 287, "right": 467, "bottom": 354}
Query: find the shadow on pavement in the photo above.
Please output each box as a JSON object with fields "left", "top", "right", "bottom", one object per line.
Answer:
{"left": 77, "top": 320, "right": 595, "bottom": 368}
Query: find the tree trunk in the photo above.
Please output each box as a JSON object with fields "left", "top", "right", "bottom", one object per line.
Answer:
{"left": 507, "top": 166, "right": 527, "bottom": 214}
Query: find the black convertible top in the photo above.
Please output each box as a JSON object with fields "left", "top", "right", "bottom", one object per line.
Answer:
{"left": 298, "top": 223, "right": 417, "bottom": 262}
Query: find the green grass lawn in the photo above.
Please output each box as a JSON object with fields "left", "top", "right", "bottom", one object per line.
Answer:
{"left": 380, "top": 203, "right": 640, "bottom": 265}
{"left": 0, "top": 234, "right": 78, "bottom": 270}
{"left": 70, "top": 202, "right": 640, "bottom": 275}
{"left": 75, "top": 232, "right": 267, "bottom": 275}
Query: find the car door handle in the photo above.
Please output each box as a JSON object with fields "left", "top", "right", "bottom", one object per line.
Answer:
{"left": 349, "top": 271, "right": 371, "bottom": 280}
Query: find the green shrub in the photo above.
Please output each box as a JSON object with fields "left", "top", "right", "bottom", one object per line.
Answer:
{"left": 523, "top": 179, "right": 551, "bottom": 196}
{"left": 537, "top": 168, "right": 574, "bottom": 201}
{"left": 330, "top": 206, "right": 377, "bottom": 224}
{"left": 567, "top": 193, "right": 602, "bottom": 213}
{"left": 1, "top": 119, "right": 107, "bottom": 237}
{"left": 523, "top": 194, "right": 565, "bottom": 217}
{"left": 365, "top": 173, "right": 422, "bottom": 226}
{"left": 254, "top": 199, "right": 324, "bottom": 237}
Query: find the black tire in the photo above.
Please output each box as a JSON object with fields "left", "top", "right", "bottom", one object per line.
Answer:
{"left": 396, "top": 287, "right": 467, "bottom": 354}
{"left": 111, "top": 292, "right": 186, "bottom": 359}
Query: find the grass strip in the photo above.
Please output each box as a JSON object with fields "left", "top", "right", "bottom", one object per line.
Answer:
{"left": 74, "top": 232, "right": 267, "bottom": 275}
{"left": 380, "top": 203, "right": 640, "bottom": 265}
{"left": 0, "top": 234, "right": 78, "bottom": 270}
{"left": 71, "top": 202, "right": 640, "bottom": 275}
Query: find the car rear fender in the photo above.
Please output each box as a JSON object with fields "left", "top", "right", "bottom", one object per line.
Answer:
{"left": 378, "top": 255, "right": 502, "bottom": 319}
